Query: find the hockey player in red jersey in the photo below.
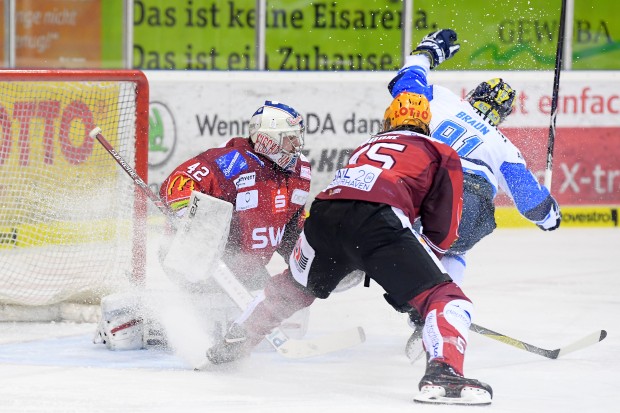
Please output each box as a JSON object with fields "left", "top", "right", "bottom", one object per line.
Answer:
{"left": 388, "top": 29, "right": 562, "bottom": 363}
{"left": 94, "top": 101, "right": 311, "bottom": 351}
{"left": 206, "top": 93, "right": 493, "bottom": 405}
{"left": 159, "top": 101, "right": 311, "bottom": 291}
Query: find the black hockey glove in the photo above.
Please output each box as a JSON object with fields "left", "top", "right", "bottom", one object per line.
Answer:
{"left": 536, "top": 200, "right": 561, "bottom": 231}
{"left": 411, "top": 29, "right": 460, "bottom": 69}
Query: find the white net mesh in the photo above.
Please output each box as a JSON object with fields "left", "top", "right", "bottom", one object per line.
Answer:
{"left": 0, "top": 73, "right": 147, "bottom": 316}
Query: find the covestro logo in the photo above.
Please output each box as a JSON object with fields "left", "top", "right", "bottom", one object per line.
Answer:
{"left": 562, "top": 208, "right": 618, "bottom": 227}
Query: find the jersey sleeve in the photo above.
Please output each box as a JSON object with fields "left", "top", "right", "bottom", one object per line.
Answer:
{"left": 159, "top": 157, "right": 221, "bottom": 214}
{"left": 499, "top": 161, "right": 559, "bottom": 222}
{"left": 387, "top": 54, "right": 434, "bottom": 99}
{"left": 276, "top": 207, "right": 306, "bottom": 261}
{"left": 419, "top": 144, "right": 464, "bottom": 255}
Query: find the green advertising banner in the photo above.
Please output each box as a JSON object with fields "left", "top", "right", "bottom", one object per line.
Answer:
{"left": 132, "top": 0, "right": 256, "bottom": 69}
{"left": 429, "top": 0, "right": 620, "bottom": 70}
{"left": 264, "top": 0, "right": 402, "bottom": 70}
{"left": 101, "top": 1, "right": 124, "bottom": 68}
{"left": 131, "top": 0, "right": 620, "bottom": 70}
{"left": 573, "top": 1, "right": 620, "bottom": 69}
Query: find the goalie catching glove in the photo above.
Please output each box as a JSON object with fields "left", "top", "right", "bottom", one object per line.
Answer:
{"left": 411, "top": 29, "right": 460, "bottom": 69}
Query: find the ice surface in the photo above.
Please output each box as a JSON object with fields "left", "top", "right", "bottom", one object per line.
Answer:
{"left": 1, "top": 228, "right": 618, "bottom": 412}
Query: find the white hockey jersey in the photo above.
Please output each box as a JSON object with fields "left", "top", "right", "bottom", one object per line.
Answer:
{"left": 389, "top": 54, "right": 555, "bottom": 221}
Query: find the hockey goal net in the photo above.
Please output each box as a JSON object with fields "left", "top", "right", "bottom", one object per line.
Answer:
{"left": 0, "top": 70, "right": 149, "bottom": 322}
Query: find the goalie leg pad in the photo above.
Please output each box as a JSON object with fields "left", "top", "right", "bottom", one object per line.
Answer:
{"left": 93, "top": 292, "right": 145, "bottom": 351}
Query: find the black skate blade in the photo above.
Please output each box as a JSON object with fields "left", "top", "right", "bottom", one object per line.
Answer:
{"left": 414, "top": 385, "right": 492, "bottom": 406}
{"left": 404, "top": 330, "right": 424, "bottom": 363}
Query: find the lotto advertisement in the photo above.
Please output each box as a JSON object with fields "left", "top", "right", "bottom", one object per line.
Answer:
{"left": 0, "top": 79, "right": 127, "bottom": 247}
{"left": 144, "top": 70, "right": 620, "bottom": 228}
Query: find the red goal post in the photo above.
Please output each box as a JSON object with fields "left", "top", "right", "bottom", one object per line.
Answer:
{"left": 0, "top": 70, "right": 149, "bottom": 321}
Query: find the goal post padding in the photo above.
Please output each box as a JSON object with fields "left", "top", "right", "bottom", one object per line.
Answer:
{"left": 0, "top": 70, "right": 149, "bottom": 321}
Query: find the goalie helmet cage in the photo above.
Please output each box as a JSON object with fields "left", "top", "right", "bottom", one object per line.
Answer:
{"left": 0, "top": 70, "right": 149, "bottom": 322}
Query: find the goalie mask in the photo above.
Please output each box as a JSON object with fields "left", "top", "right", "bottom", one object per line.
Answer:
{"left": 249, "top": 101, "right": 305, "bottom": 171}
{"left": 382, "top": 92, "right": 432, "bottom": 135}
{"left": 466, "top": 78, "right": 516, "bottom": 126}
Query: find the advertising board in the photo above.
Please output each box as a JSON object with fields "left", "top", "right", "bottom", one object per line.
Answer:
{"left": 144, "top": 70, "right": 620, "bottom": 227}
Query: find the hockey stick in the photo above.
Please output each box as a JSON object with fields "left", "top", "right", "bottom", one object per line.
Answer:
{"left": 209, "top": 260, "right": 365, "bottom": 360}
{"left": 470, "top": 323, "right": 607, "bottom": 359}
{"left": 544, "top": 0, "right": 567, "bottom": 189}
{"left": 91, "top": 127, "right": 172, "bottom": 219}
{"left": 90, "top": 127, "right": 365, "bottom": 361}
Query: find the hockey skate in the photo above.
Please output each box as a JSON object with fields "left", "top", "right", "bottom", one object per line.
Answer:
{"left": 404, "top": 309, "right": 425, "bottom": 362}
{"left": 142, "top": 318, "right": 168, "bottom": 350}
{"left": 206, "top": 323, "right": 258, "bottom": 364}
{"left": 413, "top": 361, "right": 492, "bottom": 405}
{"left": 404, "top": 327, "right": 425, "bottom": 362}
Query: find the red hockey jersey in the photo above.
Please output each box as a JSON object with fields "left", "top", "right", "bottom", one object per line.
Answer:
{"left": 160, "top": 138, "right": 312, "bottom": 278}
{"left": 316, "top": 130, "right": 463, "bottom": 255}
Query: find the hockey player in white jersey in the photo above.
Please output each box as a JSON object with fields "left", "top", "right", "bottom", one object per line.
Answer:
{"left": 389, "top": 28, "right": 561, "bottom": 285}
{"left": 386, "top": 29, "right": 562, "bottom": 361}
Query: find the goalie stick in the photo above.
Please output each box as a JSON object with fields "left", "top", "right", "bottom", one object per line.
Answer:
{"left": 207, "top": 260, "right": 365, "bottom": 358}
{"left": 90, "top": 127, "right": 366, "bottom": 362}
{"left": 469, "top": 323, "right": 607, "bottom": 359}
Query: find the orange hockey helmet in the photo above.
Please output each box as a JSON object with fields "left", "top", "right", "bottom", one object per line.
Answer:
{"left": 382, "top": 92, "right": 432, "bottom": 135}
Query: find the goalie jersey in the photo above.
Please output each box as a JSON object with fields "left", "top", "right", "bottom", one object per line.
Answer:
{"left": 160, "top": 137, "right": 311, "bottom": 281}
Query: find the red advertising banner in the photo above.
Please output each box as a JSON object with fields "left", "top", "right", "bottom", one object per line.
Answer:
{"left": 500, "top": 127, "right": 620, "bottom": 206}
